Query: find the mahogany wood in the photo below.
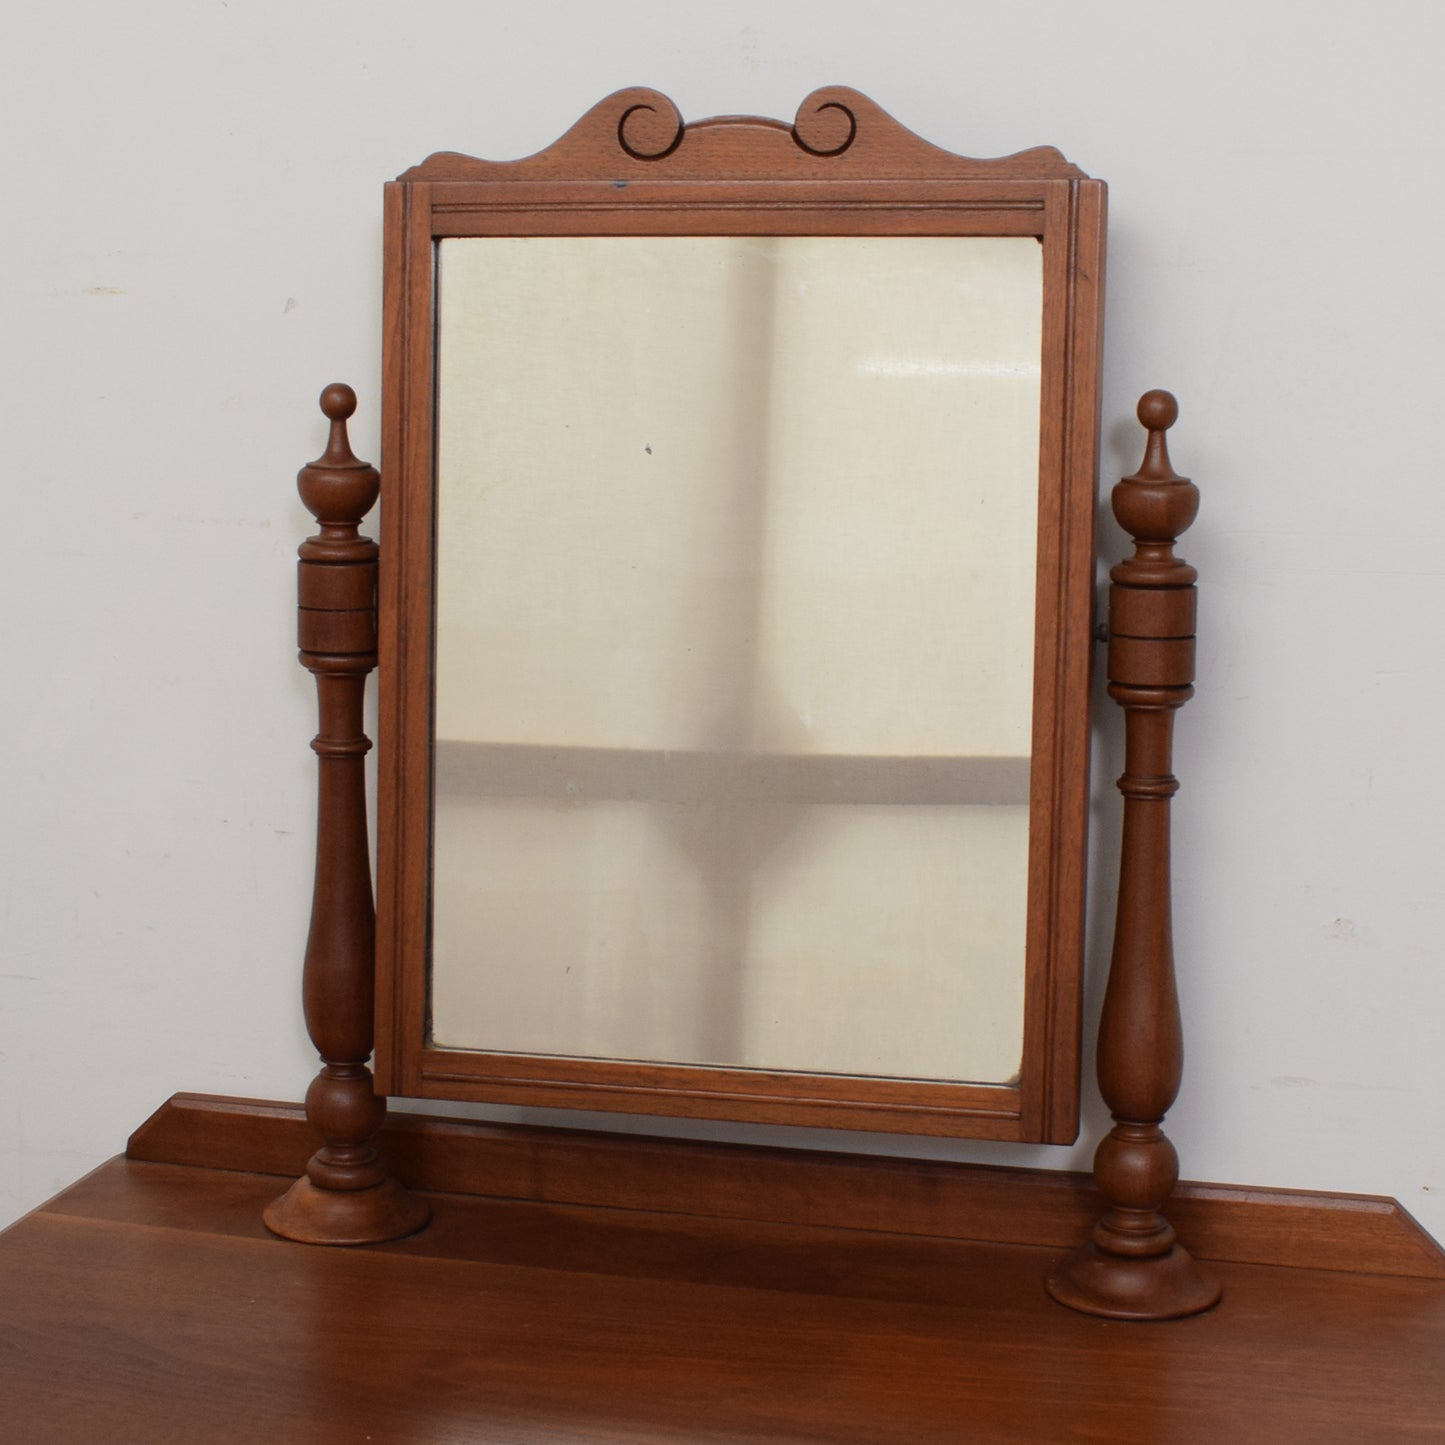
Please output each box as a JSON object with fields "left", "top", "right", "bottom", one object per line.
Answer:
{"left": 131, "top": 1094, "right": 1445, "bottom": 1280}
{"left": 374, "top": 87, "right": 1105, "bottom": 1143}
{"left": 1048, "top": 391, "right": 1220, "bottom": 1319}
{"left": 263, "top": 385, "right": 428, "bottom": 1246}
{"left": 7, "top": 1156, "right": 1445, "bottom": 1442}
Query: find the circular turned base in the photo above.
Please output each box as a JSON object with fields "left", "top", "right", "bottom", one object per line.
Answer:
{"left": 1046, "top": 1241, "right": 1222, "bottom": 1321}
{"left": 263, "top": 1175, "right": 431, "bottom": 1246}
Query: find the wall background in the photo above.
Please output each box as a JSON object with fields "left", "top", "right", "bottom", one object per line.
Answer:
{"left": 3, "top": 1, "right": 1442, "bottom": 1241}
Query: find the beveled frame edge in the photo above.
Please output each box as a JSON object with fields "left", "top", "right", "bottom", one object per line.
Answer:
{"left": 374, "top": 93, "right": 1105, "bottom": 1144}
{"left": 1033, "top": 179, "right": 1107, "bottom": 1142}
{"left": 414, "top": 1050, "right": 1029, "bottom": 1140}
{"left": 375, "top": 177, "right": 434, "bottom": 1099}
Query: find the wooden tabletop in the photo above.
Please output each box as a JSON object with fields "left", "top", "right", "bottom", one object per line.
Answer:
{"left": 3, "top": 1156, "right": 1444, "bottom": 1443}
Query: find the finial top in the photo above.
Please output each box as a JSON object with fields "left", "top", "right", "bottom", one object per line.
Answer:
{"left": 310, "top": 381, "right": 370, "bottom": 477}
{"left": 1129, "top": 388, "right": 1187, "bottom": 489}
{"left": 298, "top": 381, "right": 379, "bottom": 538}
{"left": 1137, "top": 389, "right": 1177, "bottom": 432}
{"left": 320, "top": 382, "right": 357, "bottom": 422}
{"left": 1112, "top": 388, "right": 1198, "bottom": 571}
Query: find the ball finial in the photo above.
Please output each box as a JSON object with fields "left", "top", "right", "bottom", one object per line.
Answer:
{"left": 299, "top": 381, "right": 377, "bottom": 524}
{"left": 1137, "top": 389, "right": 1178, "bottom": 432}
{"left": 319, "top": 382, "right": 357, "bottom": 422}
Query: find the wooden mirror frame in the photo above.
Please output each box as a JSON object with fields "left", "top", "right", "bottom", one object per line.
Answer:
{"left": 367, "top": 88, "right": 1105, "bottom": 1144}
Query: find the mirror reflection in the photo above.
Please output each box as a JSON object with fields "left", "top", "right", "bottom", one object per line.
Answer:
{"left": 430, "top": 235, "right": 1042, "bottom": 1084}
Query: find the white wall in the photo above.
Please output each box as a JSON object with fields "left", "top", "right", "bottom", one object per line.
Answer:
{"left": 3, "top": 1, "right": 1442, "bottom": 1243}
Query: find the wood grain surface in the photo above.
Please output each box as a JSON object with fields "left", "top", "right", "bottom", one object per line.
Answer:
{"left": 6, "top": 1156, "right": 1445, "bottom": 1443}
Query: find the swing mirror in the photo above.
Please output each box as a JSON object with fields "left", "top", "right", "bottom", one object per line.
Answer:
{"left": 373, "top": 88, "right": 1105, "bottom": 1141}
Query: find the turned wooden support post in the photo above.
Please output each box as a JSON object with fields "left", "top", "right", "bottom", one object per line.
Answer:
{"left": 1047, "top": 391, "right": 1220, "bottom": 1319}
{"left": 264, "top": 383, "right": 429, "bottom": 1246}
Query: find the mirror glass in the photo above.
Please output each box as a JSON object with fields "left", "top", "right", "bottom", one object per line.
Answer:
{"left": 430, "top": 234, "right": 1042, "bottom": 1085}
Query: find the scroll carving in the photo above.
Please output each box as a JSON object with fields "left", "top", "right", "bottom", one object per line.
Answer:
{"left": 616, "top": 94, "right": 685, "bottom": 161}
{"left": 790, "top": 96, "right": 858, "bottom": 157}
{"left": 397, "top": 86, "right": 1084, "bottom": 182}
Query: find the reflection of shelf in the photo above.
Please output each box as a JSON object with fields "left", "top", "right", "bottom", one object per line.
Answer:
{"left": 433, "top": 740, "right": 1029, "bottom": 806}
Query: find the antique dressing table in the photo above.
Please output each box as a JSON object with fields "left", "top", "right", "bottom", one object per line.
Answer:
{"left": 3, "top": 89, "right": 1443, "bottom": 1442}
